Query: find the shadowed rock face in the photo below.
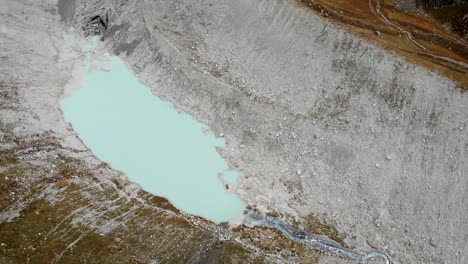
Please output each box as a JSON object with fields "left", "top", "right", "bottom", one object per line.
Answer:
{"left": 2, "top": 0, "right": 468, "bottom": 264}
{"left": 418, "top": 0, "right": 468, "bottom": 39}
{"left": 419, "top": 0, "right": 465, "bottom": 7}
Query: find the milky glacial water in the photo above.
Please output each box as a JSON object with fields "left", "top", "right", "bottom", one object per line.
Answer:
{"left": 61, "top": 39, "right": 245, "bottom": 223}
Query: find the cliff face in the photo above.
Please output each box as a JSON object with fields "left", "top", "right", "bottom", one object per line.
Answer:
{"left": 1, "top": 0, "right": 467, "bottom": 263}
{"left": 73, "top": 0, "right": 467, "bottom": 263}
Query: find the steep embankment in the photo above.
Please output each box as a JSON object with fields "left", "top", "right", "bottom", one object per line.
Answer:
{"left": 291, "top": 0, "right": 468, "bottom": 89}
{"left": 0, "top": 1, "right": 326, "bottom": 263}
{"left": 2, "top": 0, "right": 467, "bottom": 263}
{"left": 70, "top": 0, "right": 467, "bottom": 263}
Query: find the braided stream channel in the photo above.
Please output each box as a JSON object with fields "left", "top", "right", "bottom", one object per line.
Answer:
{"left": 244, "top": 210, "right": 392, "bottom": 263}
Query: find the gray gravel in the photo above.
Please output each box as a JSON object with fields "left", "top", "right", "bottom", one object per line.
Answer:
{"left": 71, "top": 0, "right": 468, "bottom": 263}
{"left": 2, "top": 0, "right": 467, "bottom": 263}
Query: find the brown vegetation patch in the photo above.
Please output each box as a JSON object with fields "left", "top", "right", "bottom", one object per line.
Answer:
{"left": 292, "top": 0, "right": 468, "bottom": 89}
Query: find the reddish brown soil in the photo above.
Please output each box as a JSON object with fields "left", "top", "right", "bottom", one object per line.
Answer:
{"left": 292, "top": 0, "right": 468, "bottom": 89}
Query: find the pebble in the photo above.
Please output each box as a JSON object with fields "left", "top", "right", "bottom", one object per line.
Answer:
{"left": 367, "top": 236, "right": 383, "bottom": 249}
{"left": 429, "top": 237, "right": 437, "bottom": 247}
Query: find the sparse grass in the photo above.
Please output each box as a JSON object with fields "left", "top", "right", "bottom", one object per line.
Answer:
{"left": 0, "top": 156, "right": 318, "bottom": 263}
{"left": 304, "top": 213, "right": 346, "bottom": 247}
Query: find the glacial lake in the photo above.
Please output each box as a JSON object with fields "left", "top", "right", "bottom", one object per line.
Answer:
{"left": 60, "top": 39, "right": 245, "bottom": 223}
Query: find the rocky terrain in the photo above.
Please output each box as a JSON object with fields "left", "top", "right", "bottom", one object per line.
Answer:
{"left": 1, "top": 0, "right": 467, "bottom": 263}
{"left": 0, "top": 1, "right": 327, "bottom": 263}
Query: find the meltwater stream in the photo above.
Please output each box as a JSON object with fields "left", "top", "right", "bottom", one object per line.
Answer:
{"left": 244, "top": 210, "right": 392, "bottom": 264}
{"left": 61, "top": 38, "right": 245, "bottom": 223}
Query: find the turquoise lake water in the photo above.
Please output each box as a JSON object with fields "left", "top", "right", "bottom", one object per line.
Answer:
{"left": 60, "top": 40, "right": 245, "bottom": 223}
